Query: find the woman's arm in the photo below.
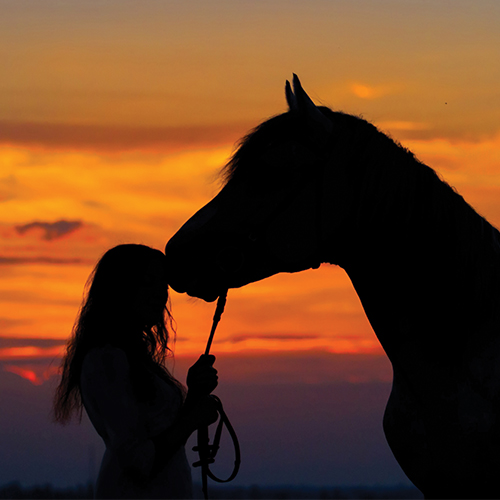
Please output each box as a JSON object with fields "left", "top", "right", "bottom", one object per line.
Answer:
{"left": 150, "top": 393, "right": 218, "bottom": 476}
{"left": 150, "top": 355, "right": 219, "bottom": 476}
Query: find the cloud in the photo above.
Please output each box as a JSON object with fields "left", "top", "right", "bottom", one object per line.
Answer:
{"left": 3, "top": 365, "right": 45, "bottom": 385}
{"left": 0, "top": 345, "right": 64, "bottom": 362}
{"left": 0, "top": 220, "right": 107, "bottom": 267}
{"left": 377, "top": 120, "right": 429, "bottom": 132}
{"left": 0, "top": 120, "right": 251, "bottom": 153}
{"left": 226, "top": 332, "right": 320, "bottom": 344}
{"left": 0, "top": 318, "right": 29, "bottom": 329}
{"left": 3, "top": 363, "right": 59, "bottom": 385}
{"left": 171, "top": 350, "right": 393, "bottom": 385}
{"left": 0, "top": 256, "right": 90, "bottom": 265}
{"left": 0, "top": 337, "right": 65, "bottom": 349}
{"left": 350, "top": 83, "right": 393, "bottom": 100}
{"left": 0, "top": 340, "right": 65, "bottom": 381}
{"left": 0, "top": 346, "right": 393, "bottom": 386}
{"left": 15, "top": 220, "right": 83, "bottom": 241}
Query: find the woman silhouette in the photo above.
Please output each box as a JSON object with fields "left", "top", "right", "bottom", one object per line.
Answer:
{"left": 54, "top": 244, "right": 218, "bottom": 499}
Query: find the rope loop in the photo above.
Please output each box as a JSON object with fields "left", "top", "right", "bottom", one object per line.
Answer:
{"left": 192, "top": 395, "right": 241, "bottom": 484}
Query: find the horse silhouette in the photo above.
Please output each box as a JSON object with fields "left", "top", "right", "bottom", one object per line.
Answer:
{"left": 165, "top": 75, "right": 500, "bottom": 499}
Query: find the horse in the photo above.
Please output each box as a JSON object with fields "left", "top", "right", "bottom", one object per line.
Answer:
{"left": 165, "top": 75, "right": 500, "bottom": 499}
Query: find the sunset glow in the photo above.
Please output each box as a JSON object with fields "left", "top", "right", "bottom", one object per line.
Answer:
{"left": 1, "top": 0, "right": 499, "bottom": 374}
{"left": 3, "top": 364, "right": 58, "bottom": 386}
{"left": 2, "top": 131, "right": 499, "bottom": 366}
{"left": 2, "top": 2, "right": 500, "bottom": 494}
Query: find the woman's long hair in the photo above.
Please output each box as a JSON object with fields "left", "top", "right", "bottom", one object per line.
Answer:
{"left": 53, "top": 244, "right": 183, "bottom": 424}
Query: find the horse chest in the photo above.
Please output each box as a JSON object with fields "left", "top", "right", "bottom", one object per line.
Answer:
{"left": 386, "top": 364, "right": 500, "bottom": 491}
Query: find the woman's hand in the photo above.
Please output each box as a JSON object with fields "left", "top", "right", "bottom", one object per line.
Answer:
{"left": 185, "top": 355, "right": 219, "bottom": 430}
{"left": 192, "top": 395, "right": 220, "bottom": 427}
{"left": 186, "top": 354, "right": 218, "bottom": 397}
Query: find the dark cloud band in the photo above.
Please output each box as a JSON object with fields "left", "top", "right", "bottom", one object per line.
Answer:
{"left": 0, "top": 120, "right": 251, "bottom": 152}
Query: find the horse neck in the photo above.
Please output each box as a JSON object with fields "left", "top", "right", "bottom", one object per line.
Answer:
{"left": 317, "top": 145, "right": 422, "bottom": 267}
{"left": 320, "top": 145, "right": 500, "bottom": 335}
{"left": 320, "top": 142, "right": 466, "bottom": 264}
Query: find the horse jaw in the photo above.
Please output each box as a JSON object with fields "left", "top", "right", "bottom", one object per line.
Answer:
{"left": 164, "top": 194, "right": 277, "bottom": 301}
{"left": 165, "top": 186, "right": 320, "bottom": 302}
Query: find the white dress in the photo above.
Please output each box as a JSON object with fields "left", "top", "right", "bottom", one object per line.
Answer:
{"left": 80, "top": 345, "right": 193, "bottom": 499}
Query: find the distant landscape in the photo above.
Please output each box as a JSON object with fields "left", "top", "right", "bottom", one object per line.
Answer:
{"left": 0, "top": 481, "right": 423, "bottom": 499}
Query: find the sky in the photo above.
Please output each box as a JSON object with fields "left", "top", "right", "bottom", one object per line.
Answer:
{"left": 0, "top": 0, "right": 499, "bottom": 490}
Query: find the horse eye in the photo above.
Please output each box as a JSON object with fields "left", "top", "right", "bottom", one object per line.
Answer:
{"left": 248, "top": 232, "right": 258, "bottom": 243}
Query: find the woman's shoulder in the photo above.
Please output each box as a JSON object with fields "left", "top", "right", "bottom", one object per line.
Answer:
{"left": 82, "top": 344, "right": 130, "bottom": 382}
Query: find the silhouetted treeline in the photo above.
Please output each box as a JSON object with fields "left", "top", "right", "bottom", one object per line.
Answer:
{"left": 0, "top": 482, "right": 93, "bottom": 499}
{"left": 0, "top": 482, "right": 423, "bottom": 499}
{"left": 193, "top": 483, "right": 423, "bottom": 499}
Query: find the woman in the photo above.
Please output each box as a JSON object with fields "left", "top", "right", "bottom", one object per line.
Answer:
{"left": 53, "top": 244, "right": 218, "bottom": 499}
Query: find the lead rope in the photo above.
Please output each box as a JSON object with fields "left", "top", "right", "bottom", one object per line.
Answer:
{"left": 192, "top": 290, "right": 241, "bottom": 500}
{"left": 204, "top": 291, "right": 227, "bottom": 355}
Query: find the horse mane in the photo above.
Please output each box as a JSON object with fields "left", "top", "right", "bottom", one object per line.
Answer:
{"left": 221, "top": 108, "right": 500, "bottom": 322}
{"left": 221, "top": 111, "right": 311, "bottom": 186}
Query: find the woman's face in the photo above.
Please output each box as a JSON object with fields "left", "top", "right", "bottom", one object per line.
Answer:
{"left": 133, "top": 256, "right": 169, "bottom": 327}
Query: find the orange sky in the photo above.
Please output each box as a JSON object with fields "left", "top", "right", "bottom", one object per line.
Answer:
{"left": 1, "top": 1, "right": 500, "bottom": 379}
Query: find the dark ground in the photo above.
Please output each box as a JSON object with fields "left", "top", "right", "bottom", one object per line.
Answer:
{"left": 0, "top": 481, "right": 423, "bottom": 499}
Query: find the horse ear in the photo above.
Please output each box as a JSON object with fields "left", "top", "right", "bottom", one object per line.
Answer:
{"left": 286, "top": 74, "right": 333, "bottom": 135}
{"left": 285, "top": 79, "right": 298, "bottom": 112}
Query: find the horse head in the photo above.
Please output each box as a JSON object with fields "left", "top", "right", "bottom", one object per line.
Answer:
{"left": 165, "top": 76, "right": 351, "bottom": 301}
